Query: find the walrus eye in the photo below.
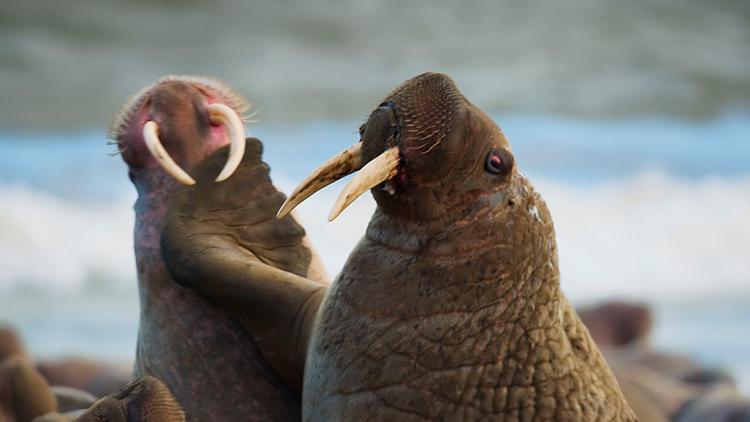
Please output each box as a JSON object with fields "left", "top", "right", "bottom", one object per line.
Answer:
{"left": 485, "top": 149, "right": 505, "bottom": 174}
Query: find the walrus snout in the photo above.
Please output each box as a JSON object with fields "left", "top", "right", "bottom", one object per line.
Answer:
{"left": 279, "top": 72, "right": 512, "bottom": 221}
{"left": 108, "top": 76, "right": 250, "bottom": 185}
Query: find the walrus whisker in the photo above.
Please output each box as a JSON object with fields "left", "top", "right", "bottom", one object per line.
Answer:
{"left": 208, "top": 103, "right": 247, "bottom": 183}
{"left": 328, "top": 146, "right": 400, "bottom": 221}
{"left": 107, "top": 147, "right": 126, "bottom": 157}
{"left": 243, "top": 108, "right": 261, "bottom": 121}
{"left": 419, "top": 138, "right": 443, "bottom": 155}
{"left": 143, "top": 121, "right": 197, "bottom": 186}
{"left": 276, "top": 142, "right": 364, "bottom": 219}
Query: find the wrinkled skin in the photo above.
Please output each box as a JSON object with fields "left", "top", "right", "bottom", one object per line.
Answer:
{"left": 302, "top": 73, "right": 637, "bottom": 421}
{"left": 161, "top": 138, "right": 328, "bottom": 392}
{"left": 161, "top": 73, "right": 637, "bottom": 420}
{"left": 111, "top": 77, "right": 324, "bottom": 421}
{"left": 61, "top": 376, "right": 184, "bottom": 422}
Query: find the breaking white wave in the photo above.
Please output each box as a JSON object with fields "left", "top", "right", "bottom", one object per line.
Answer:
{"left": 1, "top": 170, "right": 748, "bottom": 304}
{"left": 279, "top": 170, "right": 750, "bottom": 305}
{"left": 0, "top": 183, "right": 136, "bottom": 293}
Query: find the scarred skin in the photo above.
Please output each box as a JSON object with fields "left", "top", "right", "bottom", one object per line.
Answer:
{"left": 302, "top": 73, "right": 638, "bottom": 421}
{"left": 110, "top": 76, "right": 327, "bottom": 421}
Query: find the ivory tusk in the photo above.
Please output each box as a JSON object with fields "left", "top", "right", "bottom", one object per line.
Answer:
{"left": 208, "top": 103, "right": 247, "bottom": 183}
{"left": 276, "top": 143, "right": 364, "bottom": 219}
{"left": 328, "top": 146, "right": 400, "bottom": 221}
{"left": 142, "top": 121, "right": 197, "bottom": 186}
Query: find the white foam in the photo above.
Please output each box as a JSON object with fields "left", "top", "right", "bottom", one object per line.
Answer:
{"left": 278, "top": 170, "right": 750, "bottom": 304}
{"left": 0, "top": 183, "right": 136, "bottom": 292}
{"left": 2, "top": 170, "right": 749, "bottom": 305}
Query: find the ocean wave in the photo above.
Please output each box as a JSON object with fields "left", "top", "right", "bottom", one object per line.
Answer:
{"left": 279, "top": 170, "right": 750, "bottom": 304}
{"left": 0, "top": 183, "right": 136, "bottom": 293}
{"left": 2, "top": 170, "right": 749, "bottom": 304}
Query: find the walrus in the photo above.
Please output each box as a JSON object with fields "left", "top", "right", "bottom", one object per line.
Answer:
{"left": 0, "top": 356, "right": 57, "bottom": 422}
{"left": 578, "top": 301, "right": 652, "bottom": 348}
{"left": 279, "top": 72, "right": 638, "bottom": 420}
{"left": 109, "top": 75, "right": 328, "bottom": 421}
{"left": 33, "top": 376, "right": 184, "bottom": 422}
{"left": 0, "top": 326, "right": 26, "bottom": 361}
{"left": 161, "top": 72, "right": 636, "bottom": 420}
{"left": 36, "top": 358, "right": 130, "bottom": 398}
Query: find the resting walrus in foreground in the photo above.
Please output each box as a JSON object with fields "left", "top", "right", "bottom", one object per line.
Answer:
{"left": 163, "top": 72, "right": 636, "bottom": 420}
{"left": 109, "top": 76, "right": 327, "bottom": 421}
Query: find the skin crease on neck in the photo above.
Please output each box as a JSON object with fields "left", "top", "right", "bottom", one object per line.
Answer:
{"left": 109, "top": 76, "right": 304, "bottom": 421}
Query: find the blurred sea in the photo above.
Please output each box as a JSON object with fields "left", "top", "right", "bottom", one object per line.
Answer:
{"left": 0, "top": 0, "right": 748, "bottom": 394}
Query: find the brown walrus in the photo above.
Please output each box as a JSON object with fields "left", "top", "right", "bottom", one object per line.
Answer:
{"left": 109, "top": 76, "right": 328, "bottom": 421}
{"left": 162, "top": 72, "right": 637, "bottom": 420}
{"left": 578, "top": 301, "right": 653, "bottom": 348}
{"left": 34, "top": 376, "right": 184, "bottom": 422}
{"left": 35, "top": 358, "right": 130, "bottom": 399}
{"left": 161, "top": 137, "right": 329, "bottom": 393}
{"left": 72, "top": 376, "right": 184, "bottom": 422}
{"left": 280, "top": 72, "right": 637, "bottom": 420}
{"left": 0, "top": 326, "right": 26, "bottom": 362}
{"left": 0, "top": 356, "right": 57, "bottom": 422}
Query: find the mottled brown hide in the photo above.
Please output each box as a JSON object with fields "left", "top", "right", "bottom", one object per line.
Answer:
{"left": 0, "top": 326, "right": 26, "bottom": 362}
{"left": 161, "top": 138, "right": 328, "bottom": 392}
{"left": 302, "top": 73, "right": 636, "bottom": 421}
{"left": 36, "top": 358, "right": 130, "bottom": 399}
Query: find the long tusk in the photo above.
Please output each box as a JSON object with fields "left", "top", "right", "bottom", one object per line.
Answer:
{"left": 328, "top": 146, "right": 400, "bottom": 221}
{"left": 276, "top": 143, "right": 364, "bottom": 219}
{"left": 142, "top": 121, "right": 197, "bottom": 186}
{"left": 208, "top": 103, "right": 247, "bottom": 183}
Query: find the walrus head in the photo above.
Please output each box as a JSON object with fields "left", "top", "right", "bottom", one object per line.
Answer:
{"left": 108, "top": 75, "right": 249, "bottom": 186}
{"left": 74, "top": 376, "right": 185, "bottom": 422}
{"left": 278, "top": 72, "right": 517, "bottom": 223}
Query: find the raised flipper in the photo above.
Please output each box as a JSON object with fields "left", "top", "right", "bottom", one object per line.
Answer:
{"left": 161, "top": 137, "right": 328, "bottom": 392}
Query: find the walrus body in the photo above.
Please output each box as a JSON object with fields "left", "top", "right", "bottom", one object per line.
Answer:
{"left": 289, "top": 73, "right": 637, "bottom": 420}
{"left": 110, "top": 76, "right": 327, "bottom": 421}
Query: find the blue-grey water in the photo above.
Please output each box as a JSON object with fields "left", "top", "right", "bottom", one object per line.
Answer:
{"left": 0, "top": 0, "right": 748, "bottom": 395}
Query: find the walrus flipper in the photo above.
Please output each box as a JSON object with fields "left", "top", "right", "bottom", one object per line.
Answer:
{"left": 161, "top": 137, "right": 327, "bottom": 392}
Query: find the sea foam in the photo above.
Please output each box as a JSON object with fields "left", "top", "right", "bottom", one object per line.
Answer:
{"left": 2, "top": 170, "right": 748, "bottom": 304}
